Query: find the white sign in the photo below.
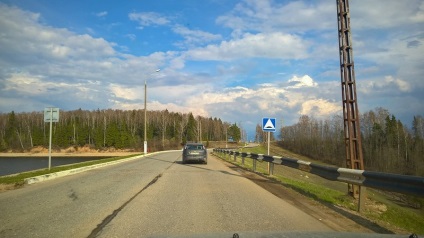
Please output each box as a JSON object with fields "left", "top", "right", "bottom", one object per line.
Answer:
{"left": 44, "top": 107, "right": 60, "bottom": 122}
{"left": 262, "top": 118, "right": 276, "bottom": 132}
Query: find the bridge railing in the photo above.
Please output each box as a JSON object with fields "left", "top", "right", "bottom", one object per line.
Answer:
{"left": 212, "top": 148, "right": 424, "bottom": 197}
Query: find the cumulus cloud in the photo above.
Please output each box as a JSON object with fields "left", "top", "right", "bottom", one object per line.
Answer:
{"left": 186, "top": 32, "right": 309, "bottom": 61}
{"left": 167, "top": 75, "right": 340, "bottom": 126}
{"left": 287, "top": 75, "right": 318, "bottom": 88}
{"left": 109, "top": 84, "right": 143, "bottom": 101}
{"left": 172, "top": 24, "right": 222, "bottom": 48}
{"left": 0, "top": 5, "right": 115, "bottom": 66}
{"left": 216, "top": 0, "right": 334, "bottom": 33}
{"left": 299, "top": 99, "right": 340, "bottom": 117}
{"left": 0, "top": 5, "right": 170, "bottom": 112}
{"left": 1, "top": 72, "right": 106, "bottom": 111}
{"left": 0, "top": 1, "right": 422, "bottom": 133}
{"left": 360, "top": 75, "right": 412, "bottom": 95}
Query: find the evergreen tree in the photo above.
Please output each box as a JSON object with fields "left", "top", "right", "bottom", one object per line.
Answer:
{"left": 184, "top": 113, "right": 197, "bottom": 142}
{"left": 228, "top": 123, "right": 241, "bottom": 142}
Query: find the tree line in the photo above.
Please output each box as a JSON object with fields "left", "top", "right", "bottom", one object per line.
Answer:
{"left": 0, "top": 109, "right": 240, "bottom": 152}
{"left": 279, "top": 107, "right": 424, "bottom": 176}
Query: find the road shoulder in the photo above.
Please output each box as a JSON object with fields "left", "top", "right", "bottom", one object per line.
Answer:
{"left": 213, "top": 154, "right": 394, "bottom": 234}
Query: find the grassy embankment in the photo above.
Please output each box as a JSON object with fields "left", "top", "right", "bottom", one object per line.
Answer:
{"left": 0, "top": 154, "right": 142, "bottom": 187}
{"left": 214, "top": 144, "right": 424, "bottom": 234}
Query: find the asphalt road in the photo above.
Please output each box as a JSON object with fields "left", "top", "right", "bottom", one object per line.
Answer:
{"left": 0, "top": 151, "right": 332, "bottom": 237}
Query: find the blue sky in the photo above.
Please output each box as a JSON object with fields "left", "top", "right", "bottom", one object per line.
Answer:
{"left": 0, "top": 0, "right": 423, "bottom": 140}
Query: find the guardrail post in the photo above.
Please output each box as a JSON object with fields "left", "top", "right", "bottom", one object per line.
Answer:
{"left": 358, "top": 186, "right": 366, "bottom": 213}
{"left": 269, "top": 163, "right": 274, "bottom": 176}
{"left": 242, "top": 156, "right": 245, "bottom": 165}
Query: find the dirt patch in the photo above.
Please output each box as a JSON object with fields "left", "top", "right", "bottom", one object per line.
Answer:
{"left": 0, "top": 183, "right": 23, "bottom": 193}
{"left": 29, "top": 146, "right": 49, "bottom": 154}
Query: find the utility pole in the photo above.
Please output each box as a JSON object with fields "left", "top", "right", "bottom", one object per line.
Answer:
{"left": 144, "top": 69, "right": 160, "bottom": 154}
{"left": 144, "top": 80, "right": 147, "bottom": 154}
{"left": 336, "top": 0, "right": 365, "bottom": 210}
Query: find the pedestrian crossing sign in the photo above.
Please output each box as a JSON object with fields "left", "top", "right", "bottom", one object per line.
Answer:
{"left": 262, "top": 118, "right": 276, "bottom": 132}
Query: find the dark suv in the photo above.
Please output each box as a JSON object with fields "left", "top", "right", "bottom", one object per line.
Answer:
{"left": 182, "top": 143, "right": 207, "bottom": 164}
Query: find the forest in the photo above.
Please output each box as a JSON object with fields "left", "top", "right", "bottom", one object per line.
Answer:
{"left": 0, "top": 109, "right": 241, "bottom": 153}
{"left": 2, "top": 107, "right": 423, "bottom": 176}
{"left": 278, "top": 107, "right": 424, "bottom": 176}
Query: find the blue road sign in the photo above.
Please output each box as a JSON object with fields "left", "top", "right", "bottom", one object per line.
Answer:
{"left": 262, "top": 118, "right": 276, "bottom": 132}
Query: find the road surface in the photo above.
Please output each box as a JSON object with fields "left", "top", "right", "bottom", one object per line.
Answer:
{"left": 0, "top": 151, "right": 332, "bottom": 237}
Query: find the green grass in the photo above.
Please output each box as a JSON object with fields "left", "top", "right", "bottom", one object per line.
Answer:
{"left": 216, "top": 150, "right": 356, "bottom": 210}
{"left": 0, "top": 154, "right": 142, "bottom": 185}
{"left": 365, "top": 192, "right": 424, "bottom": 234}
{"left": 378, "top": 205, "right": 424, "bottom": 234}
{"left": 238, "top": 146, "right": 267, "bottom": 154}
{"left": 273, "top": 174, "right": 356, "bottom": 209}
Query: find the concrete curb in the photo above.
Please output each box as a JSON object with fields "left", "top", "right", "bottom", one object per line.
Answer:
{"left": 24, "top": 150, "right": 182, "bottom": 185}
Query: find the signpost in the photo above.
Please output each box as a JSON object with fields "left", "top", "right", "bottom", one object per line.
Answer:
{"left": 262, "top": 118, "right": 276, "bottom": 175}
{"left": 262, "top": 118, "right": 276, "bottom": 154}
{"left": 44, "top": 107, "right": 59, "bottom": 170}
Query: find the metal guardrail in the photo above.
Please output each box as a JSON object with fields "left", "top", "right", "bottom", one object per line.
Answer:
{"left": 213, "top": 148, "right": 424, "bottom": 197}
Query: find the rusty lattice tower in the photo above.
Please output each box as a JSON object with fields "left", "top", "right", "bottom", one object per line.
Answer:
{"left": 336, "top": 0, "right": 365, "bottom": 197}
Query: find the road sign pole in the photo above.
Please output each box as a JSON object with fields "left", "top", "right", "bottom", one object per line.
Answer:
{"left": 48, "top": 108, "right": 52, "bottom": 170}
{"left": 267, "top": 131, "right": 270, "bottom": 155}
{"left": 262, "top": 117, "right": 276, "bottom": 174}
{"left": 44, "top": 107, "right": 59, "bottom": 171}
{"left": 267, "top": 131, "right": 270, "bottom": 174}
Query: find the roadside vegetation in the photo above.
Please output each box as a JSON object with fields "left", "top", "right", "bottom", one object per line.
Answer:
{"left": 0, "top": 154, "right": 140, "bottom": 188}
{"left": 214, "top": 144, "right": 424, "bottom": 235}
{"left": 271, "top": 108, "right": 424, "bottom": 177}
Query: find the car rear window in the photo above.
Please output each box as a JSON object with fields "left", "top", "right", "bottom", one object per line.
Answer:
{"left": 186, "top": 145, "right": 204, "bottom": 150}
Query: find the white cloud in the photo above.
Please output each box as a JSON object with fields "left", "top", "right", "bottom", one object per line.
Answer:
{"left": 95, "top": 11, "right": 108, "bottom": 17}
{"left": 171, "top": 75, "right": 339, "bottom": 124}
{"left": 287, "top": 75, "right": 318, "bottom": 89}
{"left": 4, "top": 73, "right": 48, "bottom": 95}
{"left": 186, "top": 32, "right": 308, "bottom": 61}
{"left": 109, "top": 84, "right": 142, "bottom": 101}
{"left": 351, "top": 0, "right": 424, "bottom": 29}
{"left": 0, "top": 1, "right": 422, "bottom": 133}
{"left": 411, "top": 1, "right": 424, "bottom": 22}
{"left": 385, "top": 76, "right": 411, "bottom": 92}
{"left": 128, "top": 12, "right": 170, "bottom": 28}
{"left": 2, "top": 73, "right": 104, "bottom": 107}
{"left": 172, "top": 24, "right": 222, "bottom": 48}
{"left": 299, "top": 99, "right": 340, "bottom": 117}
{"left": 360, "top": 75, "right": 412, "bottom": 95}
{"left": 216, "top": 0, "right": 334, "bottom": 33}
{"left": 0, "top": 5, "right": 170, "bottom": 112}
{"left": 115, "top": 100, "right": 209, "bottom": 118}
{"left": 0, "top": 6, "right": 115, "bottom": 65}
